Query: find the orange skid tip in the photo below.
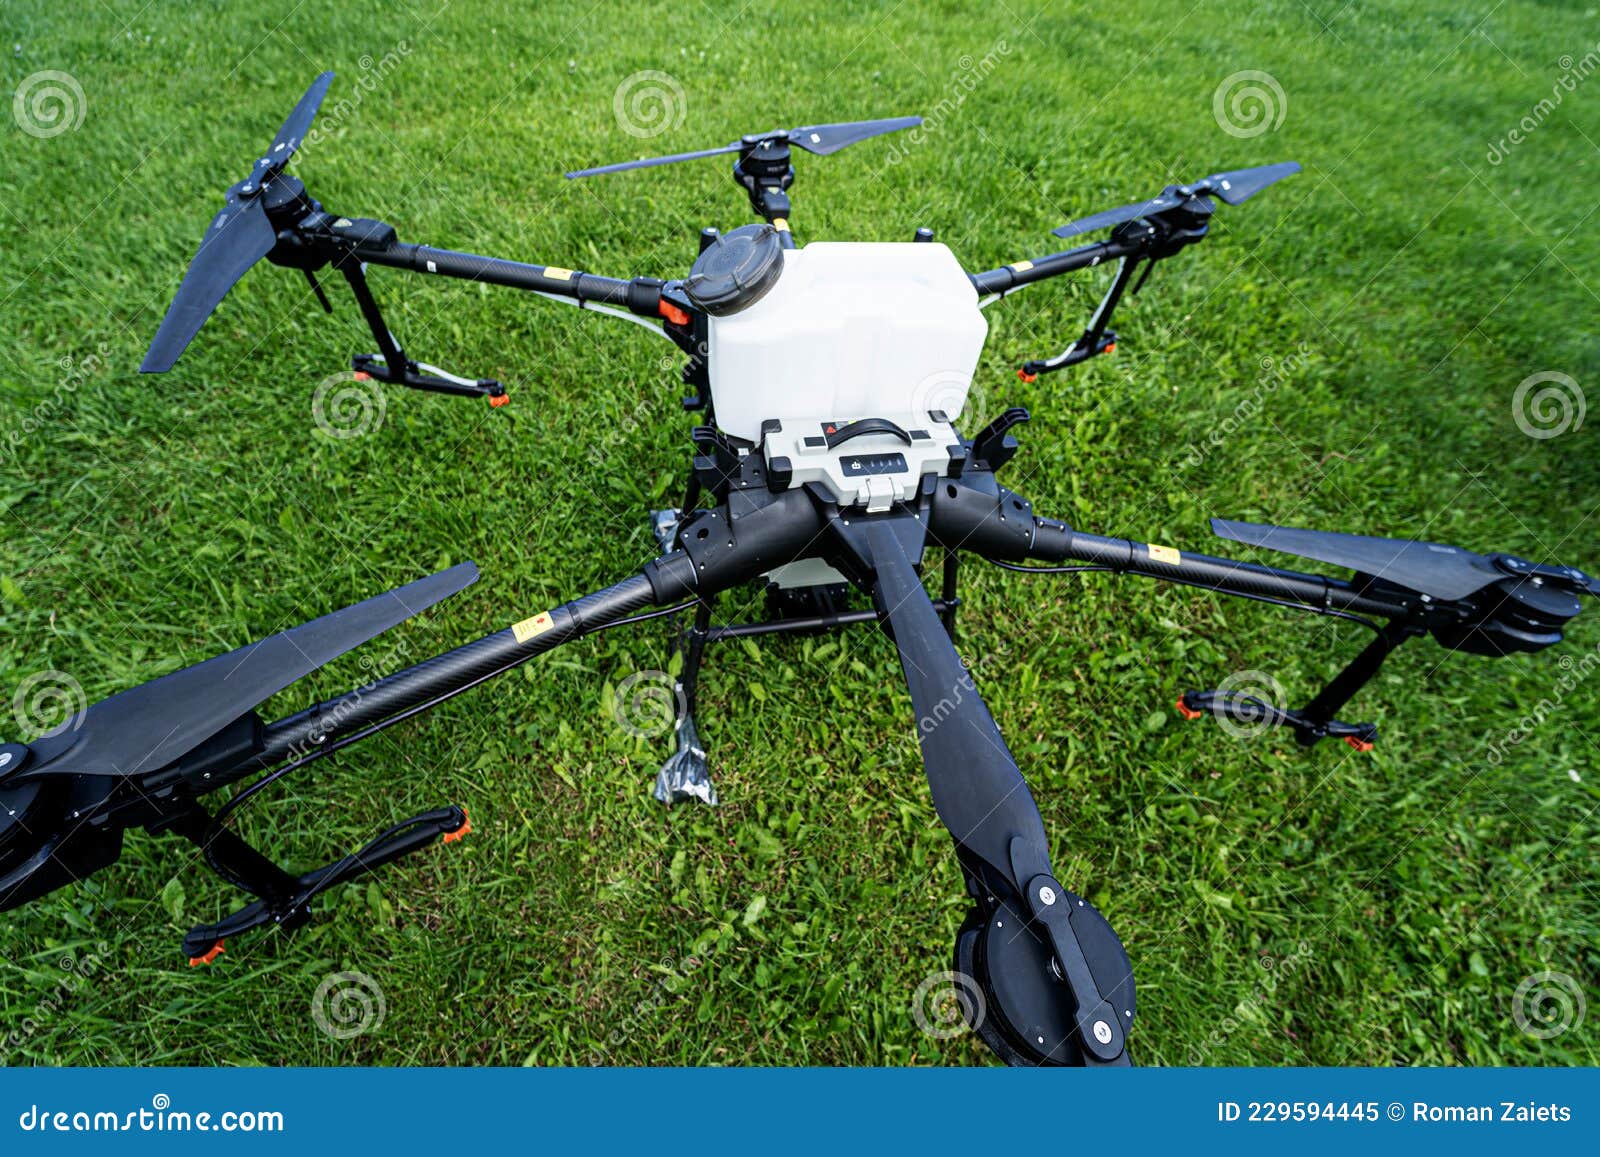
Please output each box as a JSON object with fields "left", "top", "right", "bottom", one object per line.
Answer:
{"left": 658, "top": 299, "right": 691, "bottom": 327}
{"left": 1104, "top": 342, "right": 1117, "bottom": 354}
{"left": 188, "top": 940, "right": 225, "bottom": 967}
{"left": 442, "top": 809, "right": 472, "bottom": 845}
{"left": 1017, "top": 369, "right": 1038, "bottom": 383}
{"left": 488, "top": 392, "right": 511, "bottom": 407}
{"left": 1344, "top": 736, "right": 1375, "bottom": 753}
{"left": 1176, "top": 696, "right": 1203, "bottom": 721}
{"left": 353, "top": 371, "right": 371, "bottom": 382}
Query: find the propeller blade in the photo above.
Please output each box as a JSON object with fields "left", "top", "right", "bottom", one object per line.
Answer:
{"left": 1052, "top": 191, "right": 1186, "bottom": 239}
{"left": 1210, "top": 518, "right": 1505, "bottom": 601}
{"left": 863, "top": 520, "right": 1048, "bottom": 881}
{"left": 139, "top": 194, "right": 276, "bottom": 373}
{"left": 1052, "top": 160, "right": 1300, "bottom": 239}
{"left": 785, "top": 115, "right": 921, "bottom": 156}
{"left": 141, "top": 73, "right": 337, "bottom": 373}
{"left": 17, "top": 563, "right": 479, "bottom": 780}
{"left": 265, "top": 71, "right": 335, "bottom": 168}
{"left": 564, "top": 143, "right": 741, "bottom": 179}
{"left": 565, "top": 114, "right": 920, "bottom": 178}
{"left": 1193, "top": 160, "right": 1301, "bottom": 205}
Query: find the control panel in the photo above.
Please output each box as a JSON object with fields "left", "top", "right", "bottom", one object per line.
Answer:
{"left": 761, "top": 412, "right": 959, "bottom": 513}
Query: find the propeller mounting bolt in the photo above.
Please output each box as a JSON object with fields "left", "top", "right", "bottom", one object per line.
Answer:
{"left": 1038, "top": 885, "right": 1057, "bottom": 906}
{"left": 1093, "top": 1020, "right": 1113, "bottom": 1044}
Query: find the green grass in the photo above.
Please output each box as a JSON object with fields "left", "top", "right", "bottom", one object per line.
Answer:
{"left": 2, "top": 0, "right": 1598, "bottom": 1066}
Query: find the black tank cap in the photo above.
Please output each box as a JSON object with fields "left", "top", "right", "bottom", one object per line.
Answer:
{"left": 683, "top": 223, "right": 785, "bottom": 315}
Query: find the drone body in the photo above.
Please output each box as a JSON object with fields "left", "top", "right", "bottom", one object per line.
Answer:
{"left": 2, "top": 73, "right": 1595, "bottom": 1068}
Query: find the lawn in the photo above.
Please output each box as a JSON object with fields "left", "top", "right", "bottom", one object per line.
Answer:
{"left": 1, "top": 0, "right": 1596, "bottom": 1066}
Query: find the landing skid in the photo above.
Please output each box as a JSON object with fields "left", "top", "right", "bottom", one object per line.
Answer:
{"left": 647, "top": 509, "right": 960, "bottom": 806}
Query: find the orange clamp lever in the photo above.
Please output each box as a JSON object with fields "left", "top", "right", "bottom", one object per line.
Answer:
{"left": 658, "top": 299, "right": 691, "bottom": 327}
{"left": 1344, "top": 736, "right": 1374, "bottom": 753}
{"left": 1176, "top": 696, "right": 1203, "bottom": 721}
{"left": 442, "top": 809, "right": 473, "bottom": 845}
{"left": 188, "top": 940, "right": 225, "bottom": 967}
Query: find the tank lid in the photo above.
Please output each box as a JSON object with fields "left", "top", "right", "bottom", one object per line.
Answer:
{"left": 683, "top": 223, "right": 784, "bottom": 315}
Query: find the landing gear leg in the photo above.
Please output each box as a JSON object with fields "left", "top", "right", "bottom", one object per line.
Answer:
{"left": 650, "top": 509, "right": 718, "bottom": 806}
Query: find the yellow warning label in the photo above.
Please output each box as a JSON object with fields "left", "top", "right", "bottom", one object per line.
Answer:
{"left": 1148, "top": 544, "right": 1182, "bottom": 566}
{"left": 772, "top": 217, "right": 791, "bottom": 232}
{"left": 542, "top": 266, "right": 574, "bottom": 281}
{"left": 1009, "top": 259, "right": 1034, "bottom": 272}
{"left": 512, "top": 611, "right": 556, "bottom": 644}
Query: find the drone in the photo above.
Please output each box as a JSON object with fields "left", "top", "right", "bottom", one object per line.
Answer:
{"left": 4, "top": 73, "right": 1596, "bottom": 1068}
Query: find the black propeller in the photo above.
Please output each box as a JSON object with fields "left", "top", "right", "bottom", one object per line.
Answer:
{"left": 8, "top": 561, "right": 476, "bottom": 782}
{"left": 1052, "top": 161, "right": 1300, "bottom": 240}
{"left": 140, "top": 71, "right": 334, "bottom": 373}
{"left": 1211, "top": 518, "right": 1600, "bottom": 602}
{"left": 862, "top": 520, "right": 1133, "bottom": 1065}
{"left": 564, "top": 116, "right": 921, "bottom": 179}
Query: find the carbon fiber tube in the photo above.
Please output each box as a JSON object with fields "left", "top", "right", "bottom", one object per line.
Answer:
{"left": 1037, "top": 523, "right": 1415, "bottom": 619}
{"left": 968, "top": 235, "right": 1146, "bottom": 296}
{"left": 357, "top": 240, "right": 641, "bottom": 307}
{"left": 247, "top": 573, "right": 658, "bottom": 771}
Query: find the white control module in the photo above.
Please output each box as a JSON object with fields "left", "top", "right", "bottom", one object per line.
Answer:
{"left": 761, "top": 412, "right": 958, "bottom": 513}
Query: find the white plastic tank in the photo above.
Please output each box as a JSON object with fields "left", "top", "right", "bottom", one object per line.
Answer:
{"left": 704, "top": 241, "right": 988, "bottom": 442}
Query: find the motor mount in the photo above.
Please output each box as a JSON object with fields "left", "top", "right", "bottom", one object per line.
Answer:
{"left": 955, "top": 886, "right": 1136, "bottom": 1066}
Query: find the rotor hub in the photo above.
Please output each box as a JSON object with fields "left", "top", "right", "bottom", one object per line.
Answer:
{"left": 953, "top": 888, "right": 1135, "bottom": 1066}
